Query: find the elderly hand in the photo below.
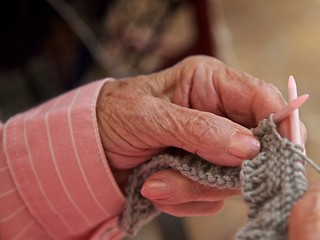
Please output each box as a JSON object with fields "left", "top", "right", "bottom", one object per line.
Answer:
{"left": 97, "top": 55, "right": 302, "bottom": 217}
{"left": 289, "top": 183, "right": 320, "bottom": 240}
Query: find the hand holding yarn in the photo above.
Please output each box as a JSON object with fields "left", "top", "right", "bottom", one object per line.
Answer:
{"left": 96, "top": 55, "right": 307, "bottom": 217}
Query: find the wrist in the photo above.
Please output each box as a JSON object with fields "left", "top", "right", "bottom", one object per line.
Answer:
{"left": 96, "top": 78, "right": 132, "bottom": 193}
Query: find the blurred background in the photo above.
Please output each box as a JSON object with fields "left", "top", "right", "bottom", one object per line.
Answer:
{"left": 1, "top": 0, "right": 320, "bottom": 239}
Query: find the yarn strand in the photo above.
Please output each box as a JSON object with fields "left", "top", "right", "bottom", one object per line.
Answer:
{"left": 118, "top": 115, "right": 310, "bottom": 239}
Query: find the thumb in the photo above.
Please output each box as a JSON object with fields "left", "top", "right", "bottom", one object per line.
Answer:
{"left": 155, "top": 101, "right": 260, "bottom": 166}
{"left": 289, "top": 183, "right": 320, "bottom": 240}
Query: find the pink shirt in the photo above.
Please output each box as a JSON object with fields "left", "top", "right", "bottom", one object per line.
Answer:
{"left": 0, "top": 79, "right": 128, "bottom": 240}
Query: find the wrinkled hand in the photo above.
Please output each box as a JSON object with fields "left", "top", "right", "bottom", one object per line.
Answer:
{"left": 97, "top": 55, "right": 302, "bottom": 217}
{"left": 289, "top": 183, "right": 320, "bottom": 240}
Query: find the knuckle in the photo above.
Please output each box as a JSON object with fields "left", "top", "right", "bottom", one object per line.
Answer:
{"left": 178, "top": 56, "right": 223, "bottom": 76}
{"left": 262, "top": 82, "right": 286, "bottom": 104}
{"left": 184, "top": 112, "right": 216, "bottom": 146}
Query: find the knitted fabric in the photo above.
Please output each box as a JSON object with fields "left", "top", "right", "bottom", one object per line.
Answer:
{"left": 236, "top": 117, "right": 307, "bottom": 239}
{"left": 118, "top": 116, "right": 308, "bottom": 239}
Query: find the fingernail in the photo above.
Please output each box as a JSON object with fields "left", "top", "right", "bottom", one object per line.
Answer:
{"left": 227, "top": 131, "right": 261, "bottom": 159}
{"left": 141, "top": 179, "right": 171, "bottom": 200}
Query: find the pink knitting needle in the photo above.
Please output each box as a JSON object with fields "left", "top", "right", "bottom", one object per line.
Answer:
{"left": 252, "top": 94, "right": 308, "bottom": 135}
{"left": 273, "top": 94, "right": 309, "bottom": 124}
{"left": 288, "top": 75, "right": 302, "bottom": 146}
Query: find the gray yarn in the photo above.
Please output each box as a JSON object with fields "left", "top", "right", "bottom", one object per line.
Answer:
{"left": 118, "top": 116, "right": 308, "bottom": 239}
{"left": 119, "top": 151, "right": 241, "bottom": 236}
{"left": 236, "top": 117, "right": 307, "bottom": 239}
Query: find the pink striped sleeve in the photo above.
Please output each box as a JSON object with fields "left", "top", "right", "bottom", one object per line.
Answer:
{"left": 0, "top": 79, "right": 127, "bottom": 240}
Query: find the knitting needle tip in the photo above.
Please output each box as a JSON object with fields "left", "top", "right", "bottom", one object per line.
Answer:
{"left": 288, "top": 75, "right": 297, "bottom": 92}
{"left": 288, "top": 75, "right": 303, "bottom": 146}
{"left": 273, "top": 94, "right": 309, "bottom": 124}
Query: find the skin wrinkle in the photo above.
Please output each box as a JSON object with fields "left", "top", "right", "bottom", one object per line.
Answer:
{"left": 111, "top": 94, "right": 158, "bottom": 150}
{"left": 182, "top": 61, "right": 222, "bottom": 115}
{"left": 180, "top": 113, "right": 204, "bottom": 154}
{"left": 209, "top": 68, "right": 226, "bottom": 116}
{"left": 183, "top": 112, "right": 212, "bottom": 149}
{"left": 171, "top": 57, "right": 221, "bottom": 111}
{"left": 99, "top": 121, "right": 141, "bottom": 166}
{"left": 98, "top": 94, "right": 156, "bottom": 163}
{"left": 156, "top": 63, "right": 254, "bottom": 163}
{"left": 183, "top": 112, "right": 220, "bottom": 155}
{"left": 107, "top": 100, "right": 159, "bottom": 153}
{"left": 99, "top": 78, "right": 185, "bottom": 163}
{"left": 188, "top": 62, "right": 211, "bottom": 112}
{"left": 123, "top": 107, "right": 154, "bottom": 147}
{"left": 248, "top": 79, "right": 263, "bottom": 127}
{"left": 210, "top": 66, "right": 228, "bottom": 118}
{"left": 175, "top": 80, "right": 192, "bottom": 108}
{"left": 181, "top": 112, "right": 237, "bottom": 161}
{"left": 187, "top": 62, "right": 202, "bottom": 109}
{"left": 138, "top": 72, "right": 170, "bottom": 100}
{"left": 161, "top": 71, "right": 178, "bottom": 101}
{"left": 191, "top": 65, "right": 252, "bottom": 137}
{"left": 174, "top": 60, "right": 195, "bottom": 109}
{"left": 97, "top": 103, "right": 132, "bottom": 153}
{"left": 101, "top": 127, "right": 155, "bottom": 170}
{"left": 105, "top": 106, "right": 140, "bottom": 149}
{"left": 117, "top": 94, "right": 179, "bottom": 153}
{"left": 203, "top": 64, "right": 224, "bottom": 114}
{"left": 208, "top": 72, "right": 224, "bottom": 116}
{"left": 221, "top": 67, "right": 254, "bottom": 126}
{"left": 135, "top": 100, "right": 171, "bottom": 148}
{"left": 170, "top": 61, "right": 194, "bottom": 108}
{"left": 155, "top": 103, "right": 184, "bottom": 148}
{"left": 221, "top": 67, "right": 278, "bottom": 128}
{"left": 252, "top": 83, "right": 286, "bottom": 125}
{"left": 188, "top": 65, "right": 200, "bottom": 111}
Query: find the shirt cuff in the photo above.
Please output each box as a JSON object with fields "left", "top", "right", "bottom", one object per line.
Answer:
{"left": 3, "top": 79, "right": 127, "bottom": 239}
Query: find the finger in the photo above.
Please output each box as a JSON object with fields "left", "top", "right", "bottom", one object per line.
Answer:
{"left": 100, "top": 90, "right": 261, "bottom": 167}
{"left": 147, "top": 99, "right": 261, "bottom": 166}
{"left": 208, "top": 65, "right": 308, "bottom": 143}
{"left": 141, "top": 169, "right": 240, "bottom": 204}
{"left": 152, "top": 200, "right": 225, "bottom": 217}
{"left": 163, "top": 56, "right": 287, "bottom": 127}
{"left": 219, "top": 70, "right": 287, "bottom": 126}
{"left": 289, "top": 183, "right": 320, "bottom": 240}
{"left": 149, "top": 56, "right": 306, "bottom": 141}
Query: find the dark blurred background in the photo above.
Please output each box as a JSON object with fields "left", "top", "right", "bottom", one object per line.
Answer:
{"left": 0, "top": 0, "right": 216, "bottom": 121}
{"left": 1, "top": 0, "right": 320, "bottom": 239}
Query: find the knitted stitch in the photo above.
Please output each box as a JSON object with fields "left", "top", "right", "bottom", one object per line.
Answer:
{"left": 118, "top": 116, "right": 308, "bottom": 239}
{"left": 236, "top": 117, "right": 307, "bottom": 239}
{"left": 119, "top": 150, "right": 241, "bottom": 236}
